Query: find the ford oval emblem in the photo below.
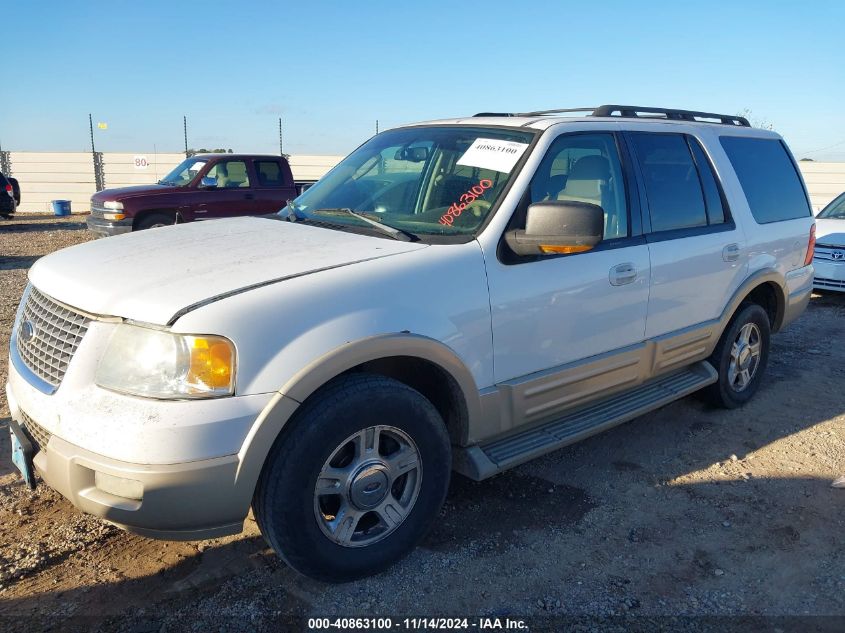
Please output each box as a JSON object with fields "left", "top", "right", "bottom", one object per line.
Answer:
{"left": 19, "top": 320, "right": 36, "bottom": 344}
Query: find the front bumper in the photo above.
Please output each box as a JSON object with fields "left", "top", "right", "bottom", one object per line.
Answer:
{"left": 813, "top": 258, "right": 845, "bottom": 292}
{"left": 86, "top": 214, "right": 133, "bottom": 237}
{"left": 6, "top": 380, "right": 255, "bottom": 540}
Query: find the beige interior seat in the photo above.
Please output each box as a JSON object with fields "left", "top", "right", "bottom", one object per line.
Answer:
{"left": 557, "top": 155, "right": 618, "bottom": 237}
{"left": 557, "top": 155, "right": 609, "bottom": 206}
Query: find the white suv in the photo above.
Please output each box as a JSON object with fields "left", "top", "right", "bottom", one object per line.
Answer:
{"left": 6, "top": 105, "right": 816, "bottom": 581}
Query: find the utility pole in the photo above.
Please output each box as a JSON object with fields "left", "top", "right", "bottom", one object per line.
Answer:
{"left": 89, "top": 113, "right": 96, "bottom": 155}
{"left": 0, "top": 138, "right": 10, "bottom": 176}
{"left": 279, "top": 117, "right": 283, "bottom": 156}
{"left": 375, "top": 119, "right": 379, "bottom": 135}
{"left": 183, "top": 115, "right": 189, "bottom": 156}
{"left": 89, "top": 114, "right": 104, "bottom": 192}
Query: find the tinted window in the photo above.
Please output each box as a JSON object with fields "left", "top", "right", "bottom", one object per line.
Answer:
{"left": 256, "top": 160, "right": 286, "bottom": 187}
{"left": 629, "top": 133, "right": 707, "bottom": 232}
{"left": 688, "top": 138, "right": 726, "bottom": 225}
{"left": 528, "top": 133, "right": 628, "bottom": 239}
{"left": 720, "top": 137, "right": 811, "bottom": 223}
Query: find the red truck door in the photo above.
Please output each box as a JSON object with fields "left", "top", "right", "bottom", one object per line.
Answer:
{"left": 252, "top": 158, "right": 298, "bottom": 213}
{"left": 193, "top": 158, "right": 262, "bottom": 219}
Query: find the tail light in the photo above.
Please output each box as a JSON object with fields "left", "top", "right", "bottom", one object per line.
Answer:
{"left": 4, "top": 184, "right": 10, "bottom": 193}
{"left": 804, "top": 224, "right": 816, "bottom": 266}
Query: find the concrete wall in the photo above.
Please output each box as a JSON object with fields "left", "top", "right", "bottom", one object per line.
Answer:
{"left": 4, "top": 152, "right": 843, "bottom": 215}
{"left": 797, "top": 161, "right": 845, "bottom": 212}
{"left": 6, "top": 152, "right": 343, "bottom": 213}
{"left": 9, "top": 152, "right": 97, "bottom": 213}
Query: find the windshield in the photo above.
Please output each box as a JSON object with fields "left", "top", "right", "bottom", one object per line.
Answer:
{"left": 818, "top": 194, "right": 845, "bottom": 220}
{"left": 159, "top": 157, "right": 209, "bottom": 186}
{"left": 283, "top": 126, "right": 535, "bottom": 236}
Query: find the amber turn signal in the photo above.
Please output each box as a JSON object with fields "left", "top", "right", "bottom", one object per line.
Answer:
{"left": 539, "top": 244, "right": 594, "bottom": 255}
{"left": 186, "top": 336, "right": 235, "bottom": 392}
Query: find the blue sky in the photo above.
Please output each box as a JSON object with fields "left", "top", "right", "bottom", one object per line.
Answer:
{"left": 3, "top": 1, "right": 844, "bottom": 159}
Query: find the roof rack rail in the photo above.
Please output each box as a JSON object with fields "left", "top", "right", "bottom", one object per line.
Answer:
{"left": 591, "top": 105, "right": 750, "bottom": 127}
{"left": 472, "top": 105, "right": 751, "bottom": 127}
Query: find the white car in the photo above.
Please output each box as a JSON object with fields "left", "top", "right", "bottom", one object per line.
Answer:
{"left": 6, "top": 105, "right": 816, "bottom": 581}
{"left": 813, "top": 192, "right": 845, "bottom": 292}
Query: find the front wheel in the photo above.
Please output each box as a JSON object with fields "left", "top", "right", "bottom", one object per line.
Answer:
{"left": 253, "top": 374, "right": 451, "bottom": 582}
{"left": 135, "top": 212, "right": 175, "bottom": 230}
{"left": 704, "top": 303, "right": 771, "bottom": 408}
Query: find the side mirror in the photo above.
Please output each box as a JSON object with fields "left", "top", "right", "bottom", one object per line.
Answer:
{"left": 200, "top": 176, "right": 218, "bottom": 188}
{"left": 505, "top": 201, "right": 604, "bottom": 256}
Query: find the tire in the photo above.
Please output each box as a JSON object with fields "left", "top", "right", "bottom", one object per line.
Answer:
{"left": 135, "top": 212, "right": 175, "bottom": 230}
{"left": 703, "top": 303, "right": 771, "bottom": 409}
{"left": 253, "top": 373, "right": 451, "bottom": 582}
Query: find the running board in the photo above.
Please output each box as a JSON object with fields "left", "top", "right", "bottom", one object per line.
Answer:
{"left": 454, "top": 361, "right": 717, "bottom": 480}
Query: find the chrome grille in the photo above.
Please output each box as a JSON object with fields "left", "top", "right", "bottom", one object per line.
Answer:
{"left": 90, "top": 203, "right": 108, "bottom": 218}
{"left": 14, "top": 286, "right": 91, "bottom": 388}
{"left": 814, "top": 245, "right": 845, "bottom": 262}
{"left": 20, "top": 410, "right": 52, "bottom": 453}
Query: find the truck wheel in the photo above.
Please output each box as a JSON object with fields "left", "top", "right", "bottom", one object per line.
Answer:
{"left": 136, "top": 213, "right": 175, "bottom": 230}
{"left": 253, "top": 373, "right": 451, "bottom": 582}
{"left": 704, "top": 303, "right": 770, "bottom": 409}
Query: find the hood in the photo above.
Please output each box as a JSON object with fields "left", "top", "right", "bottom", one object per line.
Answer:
{"left": 815, "top": 218, "right": 845, "bottom": 246}
{"left": 29, "top": 217, "right": 427, "bottom": 325}
{"left": 92, "top": 184, "right": 179, "bottom": 201}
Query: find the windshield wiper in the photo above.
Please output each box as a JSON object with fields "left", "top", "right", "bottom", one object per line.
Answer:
{"left": 307, "top": 208, "right": 418, "bottom": 242}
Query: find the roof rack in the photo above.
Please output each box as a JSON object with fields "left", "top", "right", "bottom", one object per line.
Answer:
{"left": 473, "top": 105, "right": 751, "bottom": 127}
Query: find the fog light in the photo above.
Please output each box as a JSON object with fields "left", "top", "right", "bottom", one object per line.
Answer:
{"left": 94, "top": 471, "right": 143, "bottom": 500}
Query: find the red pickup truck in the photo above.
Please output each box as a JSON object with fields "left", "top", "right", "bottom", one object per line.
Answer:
{"left": 87, "top": 154, "right": 309, "bottom": 236}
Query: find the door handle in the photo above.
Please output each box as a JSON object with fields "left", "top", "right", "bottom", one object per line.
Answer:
{"left": 722, "top": 243, "right": 740, "bottom": 262}
{"left": 609, "top": 262, "right": 637, "bottom": 286}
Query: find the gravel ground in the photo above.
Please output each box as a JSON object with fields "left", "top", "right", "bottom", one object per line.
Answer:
{"left": 1, "top": 214, "right": 844, "bottom": 632}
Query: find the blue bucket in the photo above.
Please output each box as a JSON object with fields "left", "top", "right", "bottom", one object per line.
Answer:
{"left": 52, "top": 200, "right": 71, "bottom": 216}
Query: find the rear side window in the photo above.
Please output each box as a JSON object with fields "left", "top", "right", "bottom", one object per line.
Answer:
{"left": 256, "top": 160, "right": 287, "bottom": 187}
{"left": 629, "top": 133, "right": 708, "bottom": 232}
{"left": 720, "top": 137, "right": 811, "bottom": 223}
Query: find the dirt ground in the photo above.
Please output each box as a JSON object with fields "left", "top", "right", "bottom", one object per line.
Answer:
{"left": 1, "top": 214, "right": 844, "bottom": 631}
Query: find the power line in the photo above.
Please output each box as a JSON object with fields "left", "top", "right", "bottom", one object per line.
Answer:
{"left": 798, "top": 138, "right": 845, "bottom": 156}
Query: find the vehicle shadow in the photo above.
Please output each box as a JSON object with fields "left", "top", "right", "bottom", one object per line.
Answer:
{"left": 0, "top": 222, "right": 86, "bottom": 233}
{"left": 0, "top": 256, "right": 41, "bottom": 270}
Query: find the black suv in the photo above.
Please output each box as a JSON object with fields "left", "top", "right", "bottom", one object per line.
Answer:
{"left": 0, "top": 171, "right": 19, "bottom": 218}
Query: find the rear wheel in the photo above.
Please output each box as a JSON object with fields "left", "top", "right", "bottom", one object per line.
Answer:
{"left": 135, "top": 212, "right": 175, "bottom": 230}
{"left": 253, "top": 374, "right": 451, "bottom": 582}
{"left": 704, "top": 303, "right": 771, "bottom": 408}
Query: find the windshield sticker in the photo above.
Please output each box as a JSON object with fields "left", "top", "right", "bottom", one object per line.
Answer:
{"left": 189, "top": 161, "right": 207, "bottom": 172}
{"left": 439, "top": 179, "right": 493, "bottom": 226}
{"left": 456, "top": 138, "right": 529, "bottom": 173}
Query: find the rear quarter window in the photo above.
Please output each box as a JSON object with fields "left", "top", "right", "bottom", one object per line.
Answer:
{"left": 720, "top": 137, "right": 811, "bottom": 223}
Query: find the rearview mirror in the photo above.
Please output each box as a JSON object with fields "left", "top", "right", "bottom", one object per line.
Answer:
{"left": 394, "top": 146, "right": 429, "bottom": 162}
{"left": 200, "top": 176, "right": 218, "bottom": 188}
{"left": 505, "top": 201, "right": 604, "bottom": 256}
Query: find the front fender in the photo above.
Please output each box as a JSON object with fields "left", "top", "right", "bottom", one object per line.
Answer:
{"left": 229, "top": 332, "right": 482, "bottom": 510}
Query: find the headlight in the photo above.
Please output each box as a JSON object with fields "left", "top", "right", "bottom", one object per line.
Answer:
{"left": 102, "top": 201, "right": 125, "bottom": 221}
{"left": 96, "top": 324, "right": 236, "bottom": 399}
